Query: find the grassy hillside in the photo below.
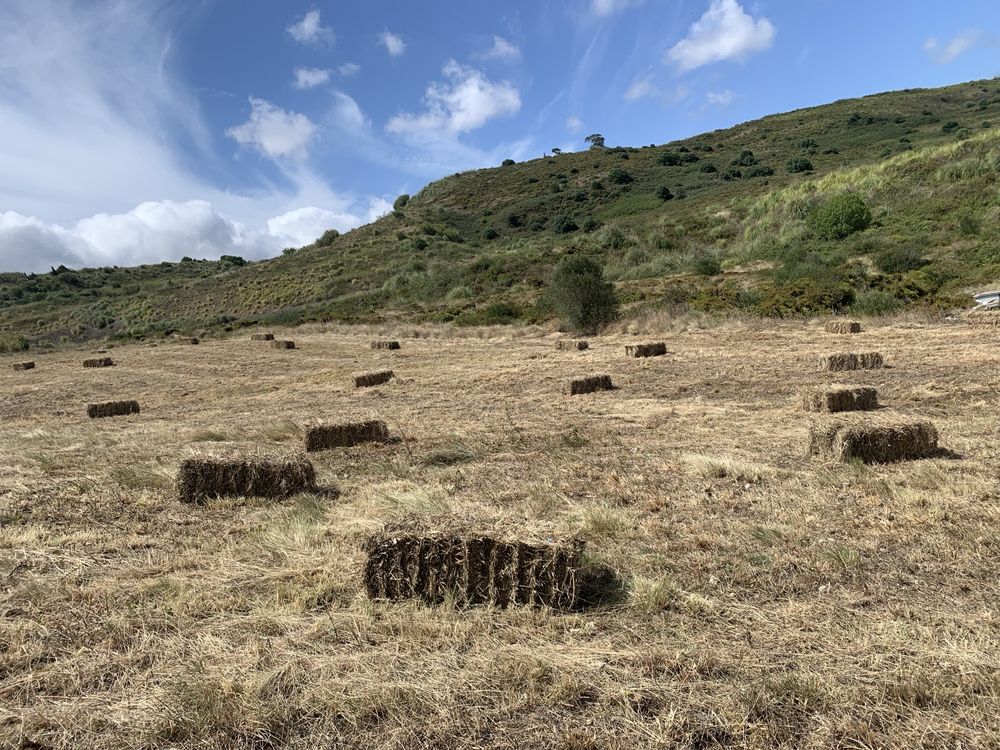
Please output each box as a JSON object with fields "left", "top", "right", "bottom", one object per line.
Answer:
{"left": 3, "top": 77, "right": 1000, "bottom": 345}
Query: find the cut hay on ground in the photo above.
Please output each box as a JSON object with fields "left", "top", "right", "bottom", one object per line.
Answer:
{"left": 363, "top": 534, "right": 584, "bottom": 609}
{"left": 354, "top": 370, "right": 394, "bottom": 388}
{"left": 819, "top": 352, "right": 884, "bottom": 372}
{"left": 12, "top": 362, "right": 34, "bottom": 371}
{"left": 809, "top": 419, "right": 939, "bottom": 463}
{"left": 270, "top": 340, "right": 296, "bottom": 350}
{"left": 801, "top": 386, "right": 878, "bottom": 413}
{"left": 251, "top": 333, "right": 275, "bottom": 341}
{"left": 87, "top": 400, "right": 141, "bottom": 419}
{"left": 625, "top": 342, "right": 667, "bottom": 358}
{"left": 825, "top": 320, "right": 863, "bottom": 334}
{"left": 176, "top": 456, "right": 316, "bottom": 504}
{"left": 371, "top": 340, "right": 401, "bottom": 350}
{"left": 82, "top": 357, "right": 114, "bottom": 368}
{"left": 304, "top": 420, "right": 389, "bottom": 451}
{"left": 557, "top": 340, "right": 589, "bottom": 351}
{"left": 567, "top": 374, "right": 613, "bottom": 395}
{"left": 965, "top": 310, "right": 1000, "bottom": 327}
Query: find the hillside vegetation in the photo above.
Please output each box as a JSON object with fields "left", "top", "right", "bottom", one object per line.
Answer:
{"left": 3, "top": 77, "right": 1000, "bottom": 345}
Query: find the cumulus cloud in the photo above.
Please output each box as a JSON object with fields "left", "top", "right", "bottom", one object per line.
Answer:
{"left": 293, "top": 67, "right": 332, "bottom": 90}
{"left": 266, "top": 199, "right": 390, "bottom": 246}
{"left": 338, "top": 62, "right": 362, "bottom": 77}
{"left": 592, "top": 0, "right": 646, "bottom": 16}
{"left": 227, "top": 98, "right": 318, "bottom": 160}
{"left": 287, "top": 10, "right": 334, "bottom": 45}
{"left": 666, "top": 0, "right": 775, "bottom": 72}
{"left": 379, "top": 31, "right": 406, "bottom": 56}
{"left": 481, "top": 35, "right": 521, "bottom": 61}
{"left": 923, "top": 30, "right": 987, "bottom": 64}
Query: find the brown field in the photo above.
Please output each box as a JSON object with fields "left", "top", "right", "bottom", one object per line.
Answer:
{"left": 2, "top": 319, "right": 999, "bottom": 749}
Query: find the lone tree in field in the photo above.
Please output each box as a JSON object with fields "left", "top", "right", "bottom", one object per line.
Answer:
{"left": 545, "top": 256, "right": 618, "bottom": 334}
{"left": 585, "top": 133, "right": 606, "bottom": 150}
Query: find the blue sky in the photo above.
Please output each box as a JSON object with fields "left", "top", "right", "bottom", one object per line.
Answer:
{"left": 1, "top": 0, "right": 998, "bottom": 272}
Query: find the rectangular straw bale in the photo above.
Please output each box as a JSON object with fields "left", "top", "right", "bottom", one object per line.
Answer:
{"left": 354, "top": 370, "right": 394, "bottom": 388}
{"left": 809, "top": 420, "right": 938, "bottom": 464}
{"left": 12, "top": 362, "right": 35, "bottom": 371}
{"left": 251, "top": 333, "right": 276, "bottom": 341}
{"left": 801, "top": 386, "right": 878, "bottom": 413}
{"left": 177, "top": 456, "right": 316, "bottom": 504}
{"left": 625, "top": 342, "right": 667, "bottom": 358}
{"left": 557, "top": 340, "right": 589, "bottom": 351}
{"left": 824, "top": 320, "right": 862, "bottom": 334}
{"left": 87, "top": 400, "right": 141, "bottom": 419}
{"left": 305, "top": 420, "right": 389, "bottom": 451}
{"left": 363, "top": 534, "right": 584, "bottom": 609}
{"left": 179, "top": 337, "right": 199, "bottom": 345}
{"left": 270, "top": 340, "right": 296, "bottom": 350}
{"left": 965, "top": 310, "right": 1000, "bottom": 327}
{"left": 371, "top": 340, "right": 401, "bottom": 350}
{"left": 567, "top": 374, "right": 613, "bottom": 395}
{"left": 819, "top": 352, "right": 884, "bottom": 372}
{"left": 82, "top": 357, "right": 114, "bottom": 368}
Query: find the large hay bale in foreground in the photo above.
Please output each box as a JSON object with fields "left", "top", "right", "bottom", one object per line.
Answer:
{"left": 363, "top": 534, "right": 584, "bottom": 609}
{"left": 819, "top": 352, "right": 884, "bottom": 372}
{"left": 12, "top": 362, "right": 35, "bottom": 371}
{"left": 354, "top": 370, "right": 394, "bottom": 388}
{"left": 87, "top": 400, "right": 141, "bottom": 419}
{"left": 371, "top": 340, "right": 401, "bottom": 350}
{"left": 802, "top": 386, "right": 878, "bottom": 413}
{"left": 251, "top": 333, "right": 276, "bottom": 341}
{"left": 557, "top": 340, "right": 589, "bottom": 351}
{"left": 82, "top": 357, "right": 114, "bottom": 368}
{"left": 305, "top": 420, "right": 389, "bottom": 451}
{"left": 809, "top": 420, "right": 938, "bottom": 464}
{"left": 625, "top": 342, "right": 667, "bottom": 358}
{"left": 177, "top": 456, "right": 316, "bottom": 504}
{"left": 567, "top": 374, "right": 613, "bottom": 395}
{"left": 270, "top": 340, "right": 296, "bottom": 350}
{"left": 824, "top": 320, "right": 862, "bottom": 334}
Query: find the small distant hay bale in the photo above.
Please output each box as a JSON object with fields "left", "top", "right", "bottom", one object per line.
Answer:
{"left": 363, "top": 533, "right": 584, "bottom": 609}
{"left": 801, "top": 386, "right": 878, "bottom": 413}
{"left": 305, "top": 420, "right": 389, "bottom": 451}
{"left": 354, "top": 370, "right": 394, "bottom": 388}
{"left": 87, "top": 400, "right": 140, "bottom": 419}
{"left": 177, "top": 456, "right": 316, "bottom": 504}
{"left": 12, "top": 362, "right": 35, "bottom": 371}
{"left": 965, "top": 310, "right": 1000, "bottom": 327}
{"left": 270, "top": 340, "right": 296, "bottom": 350}
{"left": 819, "top": 352, "right": 884, "bottom": 372}
{"left": 567, "top": 374, "right": 613, "bottom": 395}
{"left": 557, "top": 340, "right": 589, "bottom": 351}
{"left": 371, "top": 340, "right": 401, "bottom": 350}
{"left": 83, "top": 357, "right": 114, "bottom": 368}
{"left": 809, "top": 420, "right": 938, "bottom": 464}
{"left": 251, "top": 333, "right": 276, "bottom": 341}
{"left": 824, "top": 320, "right": 862, "bottom": 334}
{"left": 179, "top": 337, "right": 199, "bottom": 345}
{"left": 625, "top": 342, "right": 667, "bottom": 358}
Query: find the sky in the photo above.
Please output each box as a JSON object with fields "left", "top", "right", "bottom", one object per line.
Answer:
{"left": 1, "top": 0, "right": 998, "bottom": 273}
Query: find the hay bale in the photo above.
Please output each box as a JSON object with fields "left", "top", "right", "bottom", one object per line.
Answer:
{"left": 363, "top": 534, "right": 584, "bottom": 609}
{"left": 354, "top": 370, "right": 394, "bottom": 388}
{"left": 625, "top": 342, "right": 667, "bottom": 358}
{"left": 178, "top": 337, "right": 199, "bottom": 345}
{"left": 809, "top": 420, "right": 938, "bottom": 464}
{"left": 305, "top": 420, "right": 389, "bottom": 451}
{"left": 965, "top": 310, "right": 1000, "bottom": 327}
{"left": 801, "top": 386, "right": 878, "bottom": 413}
{"left": 251, "top": 333, "right": 276, "bottom": 341}
{"left": 87, "top": 400, "right": 140, "bottom": 419}
{"left": 567, "top": 374, "right": 613, "bottom": 395}
{"left": 371, "top": 340, "right": 401, "bottom": 350}
{"left": 176, "top": 456, "right": 316, "bottom": 504}
{"left": 82, "top": 357, "right": 114, "bottom": 368}
{"left": 819, "top": 352, "right": 884, "bottom": 372}
{"left": 557, "top": 340, "right": 589, "bottom": 351}
{"left": 824, "top": 320, "right": 862, "bottom": 334}
{"left": 12, "top": 362, "right": 35, "bottom": 371}
{"left": 270, "top": 340, "right": 296, "bottom": 350}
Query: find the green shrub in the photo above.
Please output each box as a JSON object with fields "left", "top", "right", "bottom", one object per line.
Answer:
{"left": 582, "top": 217, "right": 601, "bottom": 232}
{"left": 731, "top": 150, "right": 758, "bottom": 167}
{"left": 315, "top": 230, "right": 340, "bottom": 248}
{"left": 700, "top": 163, "right": 718, "bottom": 173}
{"left": 656, "top": 186, "right": 674, "bottom": 201}
{"left": 506, "top": 213, "right": 523, "bottom": 228}
{"left": 850, "top": 289, "right": 903, "bottom": 316}
{"left": 809, "top": 193, "right": 872, "bottom": 240}
{"left": 219, "top": 255, "right": 247, "bottom": 268}
{"left": 692, "top": 253, "right": 721, "bottom": 276}
{"left": 552, "top": 215, "right": 579, "bottom": 234}
{"left": 484, "top": 227, "right": 499, "bottom": 240}
{"left": 874, "top": 247, "right": 926, "bottom": 274}
{"left": 942, "top": 121, "right": 960, "bottom": 133}
{"left": 0, "top": 334, "right": 29, "bottom": 353}
{"left": 393, "top": 194, "right": 410, "bottom": 210}
{"left": 744, "top": 165, "right": 774, "bottom": 178}
{"left": 787, "top": 158, "right": 814, "bottom": 173}
{"left": 608, "top": 168, "right": 633, "bottom": 185}
{"left": 958, "top": 215, "right": 981, "bottom": 237}
{"left": 501, "top": 159, "right": 516, "bottom": 166}
{"left": 755, "top": 278, "right": 855, "bottom": 317}
{"left": 658, "top": 152, "right": 681, "bottom": 166}
{"left": 544, "top": 256, "right": 618, "bottom": 333}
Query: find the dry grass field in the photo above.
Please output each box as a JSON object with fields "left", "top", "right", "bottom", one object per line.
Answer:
{"left": 2, "top": 319, "right": 999, "bottom": 749}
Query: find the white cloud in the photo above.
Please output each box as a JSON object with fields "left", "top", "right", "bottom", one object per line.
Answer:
{"left": 287, "top": 10, "right": 334, "bottom": 45}
{"left": 566, "top": 115, "right": 583, "bottom": 133}
{"left": 624, "top": 76, "right": 655, "bottom": 101}
{"left": 338, "top": 62, "right": 362, "bottom": 77}
{"left": 706, "top": 89, "right": 736, "bottom": 106}
{"left": 482, "top": 35, "right": 521, "bottom": 61}
{"left": 379, "top": 31, "right": 406, "bottom": 56}
{"left": 592, "top": 0, "right": 646, "bottom": 16}
{"left": 227, "top": 98, "right": 318, "bottom": 160}
{"left": 923, "top": 30, "right": 984, "bottom": 64}
{"left": 330, "top": 91, "right": 369, "bottom": 133}
{"left": 387, "top": 60, "right": 520, "bottom": 137}
{"left": 266, "top": 201, "right": 388, "bottom": 246}
{"left": 293, "top": 67, "right": 331, "bottom": 90}
{"left": 666, "top": 0, "right": 775, "bottom": 72}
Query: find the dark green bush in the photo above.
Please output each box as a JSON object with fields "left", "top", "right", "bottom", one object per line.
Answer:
{"left": 809, "top": 193, "right": 872, "bottom": 240}
{"left": 850, "top": 289, "right": 903, "bottom": 316}
{"left": 582, "top": 217, "right": 600, "bottom": 232}
{"left": 484, "top": 227, "right": 499, "bottom": 240}
{"left": 219, "top": 255, "right": 247, "bottom": 268}
{"left": 315, "top": 230, "right": 339, "bottom": 248}
{"left": 700, "top": 163, "right": 718, "bottom": 173}
{"left": 787, "top": 158, "right": 814, "bottom": 173}
{"left": 552, "top": 216, "right": 579, "bottom": 234}
{"left": 393, "top": 194, "right": 410, "bottom": 210}
{"left": 692, "top": 253, "right": 721, "bottom": 276}
{"left": 657, "top": 186, "right": 674, "bottom": 201}
{"left": 958, "top": 215, "right": 981, "bottom": 236}
{"left": 608, "top": 168, "right": 633, "bottom": 185}
{"left": 755, "top": 278, "right": 855, "bottom": 317}
{"left": 0, "top": 334, "right": 29, "bottom": 353}
{"left": 501, "top": 159, "right": 516, "bottom": 166}
{"left": 874, "top": 247, "right": 926, "bottom": 274}
{"left": 731, "top": 150, "right": 759, "bottom": 167}
{"left": 544, "top": 256, "right": 618, "bottom": 333}
{"left": 743, "top": 165, "right": 775, "bottom": 178}
{"left": 658, "top": 152, "right": 681, "bottom": 166}
{"left": 942, "top": 121, "right": 960, "bottom": 133}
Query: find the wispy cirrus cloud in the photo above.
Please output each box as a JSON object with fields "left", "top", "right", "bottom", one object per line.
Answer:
{"left": 591, "top": 0, "right": 646, "bottom": 17}
{"left": 923, "top": 30, "right": 991, "bottom": 64}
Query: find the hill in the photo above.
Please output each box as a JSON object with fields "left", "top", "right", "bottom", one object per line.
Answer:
{"left": 3, "top": 77, "right": 1000, "bottom": 347}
